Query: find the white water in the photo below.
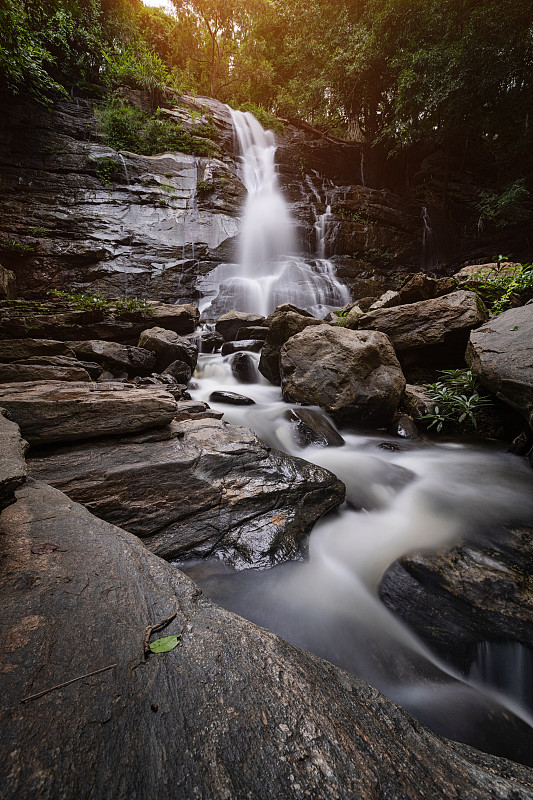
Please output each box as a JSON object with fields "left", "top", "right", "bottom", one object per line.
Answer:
{"left": 199, "top": 110, "right": 349, "bottom": 318}
{"left": 185, "top": 353, "right": 533, "bottom": 763}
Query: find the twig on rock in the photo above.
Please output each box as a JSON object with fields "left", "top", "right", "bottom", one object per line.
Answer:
{"left": 144, "top": 612, "right": 177, "bottom": 657}
{"left": 20, "top": 663, "right": 118, "bottom": 703}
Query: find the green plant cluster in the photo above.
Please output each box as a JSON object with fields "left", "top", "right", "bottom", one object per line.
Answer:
{"left": 0, "top": 238, "right": 35, "bottom": 258}
{"left": 96, "top": 99, "right": 216, "bottom": 157}
{"left": 235, "top": 102, "right": 286, "bottom": 135}
{"left": 419, "top": 370, "right": 492, "bottom": 433}
{"left": 196, "top": 180, "right": 214, "bottom": 195}
{"left": 465, "top": 262, "right": 533, "bottom": 315}
{"left": 477, "top": 179, "right": 531, "bottom": 230}
{"left": 87, "top": 156, "right": 126, "bottom": 186}
{"left": 48, "top": 289, "right": 153, "bottom": 314}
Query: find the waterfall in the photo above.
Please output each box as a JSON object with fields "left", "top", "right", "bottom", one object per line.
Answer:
{"left": 198, "top": 109, "right": 350, "bottom": 319}
{"left": 118, "top": 153, "right": 129, "bottom": 185}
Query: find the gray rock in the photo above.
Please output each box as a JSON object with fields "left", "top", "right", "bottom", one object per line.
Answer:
{"left": 259, "top": 311, "right": 324, "bottom": 385}
{"left": 286, "top": 407, "right": 345, "bottom": 447}
{"left": 215, "top": 311, "right": 266, "bottom": 342}
{"left": 0, "top": 408, "right": 28, "bottom": 509}
{"left": 220, "top": 339, "right": 264, "bottom": 355}
{"left": 265, "top": 303, "right": 315, "bottom": 321}
{"left": 198, "top": 329, "right": 223, "bottom": 353}
{"left": 28, "top": 417, "right": 345, "bottom": 568}
{"left": 229, "top": 352, "right": 258, "bottom": 383}
{"left": 1, "top": 480, "right": 533, "bottom": 799}
{"left": 0, "top": 264, "right": 16, "bottom": 300}
{"left": 143, "top": 302, "right": 200, "bottom": 334}
{"left": 161, "top": 359, "right": 192, "bottom": 384}
{"left": 138, "top": 327, "right": 198, "bottom": 372}
{"left": 0, "top": 338, "right": 76, "bottom": 362}
{"left": 0, "top": 382, "right": 177, "bottom": 444}
{"left": 236, "top": 325, "right": 269, "bottom": 341}
{"left": 0, "top": 363, "right": 91, "bottom": 383}
{"left": 355, "top": 291, "right": 488, "bottom": 365}
{"left": 401, "top": 384, "right": 438, "bottom": 418}
{"left": 11, "top": 354, "right": 103, "bottom": 380}
{"left": 466, "top": 305, "right": 533, "bottom": 431}
{"left": 280, "top": 326, "right": 406, "bottom": 427}
{"left": 209, "top": 391, "right": 255, "bottom": 405}
{"left": 388, "top": 412, "right": 420, "bottom": 440}
{"left": 71, "top": 340, "right": 157, "bottom": 377}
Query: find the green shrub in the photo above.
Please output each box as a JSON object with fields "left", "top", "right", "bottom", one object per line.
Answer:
{"left": 465, "top": 262, "right": 533, "bottom": 315}
{"left": 235, "top": 102, "right": 286, "bottom": 135}
{"left": 419, "top": 370, "right": 492, "bottom": 432}
{"left": 0, "top": 238, "right": 34, "bottom": 257}
{"left": 87, "top": 156, "right": 126, "bottom": 186}
{"left": 477, "top": 179, "right": 531, "bottom": 229}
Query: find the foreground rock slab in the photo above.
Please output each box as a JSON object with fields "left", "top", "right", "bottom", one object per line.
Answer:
{"left": 0, "top": 382, "right": 177, "bottom": 444}
{"left": 29, "top": 417, "right": 344, "bottom": 568}
{"left": 1, "top": 481, "right": 532, "bottom": 800}
{"left": 281, "top": 326, "right": 406, "bottom": 427}
{"left": 466, "top": 304, "right": 533, "bottom": 431}
{"left": 0, "top": 410, "right": 27, "bottom": 509}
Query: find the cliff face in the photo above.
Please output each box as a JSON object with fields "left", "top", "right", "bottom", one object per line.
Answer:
{"left": 0, "top": 93, "right": 423, "bottom": 304}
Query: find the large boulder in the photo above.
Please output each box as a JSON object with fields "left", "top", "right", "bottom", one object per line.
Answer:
{"left": 259, "top": 311, "right": 324, "bottom": 385}
{"left": 379, "top": 527, "right": 533, "bottom": 667}
{"left": 0, "top": 338, "right": 76, "bottom": 362}
{"left": 0, "top": 363, "right": 91, "bottom": 383}
{"left": 280, "top": 326, "right": 406, "bottom": 427}
{"left": 215, "top": 311, "right": 266, "bottom": 342}
{"left": 28, "top": 417, "right": 345, "bottom": 569}
{"left": 1, "top": 481, "right": 532, "bottom": 799}
{"left": 143, "top": 302, "right": 200, "bottom": 334}
{"left": 8, "top": 355, "right": 103, "bottom": 380}
{"left": 138, "top": 327, "right": 198, "bottom": 372}
{"left": 0, "top": 409, "right": 27, "bottom": 509}
{"left": 465, "top": 304, "right": 533, "bottom": 431}
{"left": 369, "top": 274, "right": 458, "bottom": 310}
{"left": 0, "top": 382, "right": 177, "bottom": 444}
{"left": 354, "top": 291, "right": 488, "bottom": 366}
{"left": 71, "top": 340, "right": 157, "bottom": 377}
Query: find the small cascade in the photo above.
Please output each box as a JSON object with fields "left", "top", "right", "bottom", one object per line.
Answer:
{"left": 118, "top": 154, "right": 129, "bottom": 185}
{"left": 421, "top": 206, "right": 435, "bottom": 267}
{"left": 467, "top": 641, "right": 533, "bottom": 713}
{"left": 198, "top": 109, "right": 350, "bottom": 319}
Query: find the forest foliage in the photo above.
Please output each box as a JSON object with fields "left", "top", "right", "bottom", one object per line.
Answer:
{"left": 1, "top": 0, "right": 532, "bottom": 199}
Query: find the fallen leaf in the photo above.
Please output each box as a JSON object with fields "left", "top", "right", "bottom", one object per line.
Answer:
{"left": 149, "top": 635, "right": 181, "bottom": 654}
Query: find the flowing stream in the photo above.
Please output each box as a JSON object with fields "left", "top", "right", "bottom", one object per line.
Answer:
{"left": 184, "top": 111, "right": 533, "bottom": 764}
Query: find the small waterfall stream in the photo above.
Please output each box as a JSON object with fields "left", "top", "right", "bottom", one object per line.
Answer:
{"left": 198, "top": 110, "right": 349, "bottom": 318}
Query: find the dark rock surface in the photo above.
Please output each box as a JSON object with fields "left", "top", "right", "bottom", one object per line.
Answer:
{"left": 9, "top": 354, "right": 103, "bottom": 380}
{"left": 1, "top": 480, "right": 532, "bottom": 800}
{"left": 0, "top": 338, "right": 76, "bottom": 362}
{"left": 0, "top": 382, "right": 177, "bottom": 444}
{"left": 161, "top": 359, "right": 192, "bottom": 384}
{"left": 28, "top": 417, "right": 345, "bottom": 568}
{"left": 0, "top": 409, "right": 28, "bottom": 509}
{"left": 355, "top": 291, "right": 488, "bottom": 366}
{"left": 71, "top": 340, "right": 157, "bottom": 376}
{"left": 280, "top": 326, "right": 406, "bottom": 427}
{"left": 229, "top": 351, "right": 258, "bottom": 383}
{"left": 286, "top": 407, "right": 345, "bottom": 447}
{"left": 259, "top": 310, "right": 324, "bottom": 385}
{"left": 220, "top": 339, "right": 264, "bottom": 355}
{"left": 138, "top": 326, "right": 198, "bottom": 372}
{"left": 0, "top": 264, "right": 16, "bottom": 300}
{"left": 209, "top": 391, "right": 255, "bottom": 405}
{"left": 466, "top": 304, "right": 533, "bottom": 431}
{"left": 0, "top": 362, "right": 91, "bottom": 383}
{"left": 215, "top": 311, "right": 266, "bottom": 342}
{"left": 379, "top": 527, "right": 533, "bottom": 664}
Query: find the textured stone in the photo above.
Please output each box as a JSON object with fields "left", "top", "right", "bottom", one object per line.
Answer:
{"left": 71, "top": 340, "right": 157, "bottom": 376}
{"left": 0, "top": 264, "right": 16, "bottom": 300}
{"left": 259, "top": 311, "right": 324, "bottom": 385}
{"left": 28, "top": 417, "right": 345, "bottom": 568}
{"left": 1, "top": 481, "right": 532, "bottom": 799}
{"left": 0, "top": 363, "right": 91, "bottom": 383}
{"left": 215, "top": 311, "right": 266, "bottom": 342}
{"left": 280, "top": 326, "right": 406, "bottom": 427}
{"left": 138, "top": 327, "right": 198, "bottom": 372}
{"left": 0, "top": 382, "right": 177, "bottom": 444}
{"left": 466, "top": 304, "right": 533, "bottom": 431}
{"left": 0, "top": 338, "right": 76, "bottom": 362}
{"left": 0, "top": 408, "right": 27, "bottom": 509}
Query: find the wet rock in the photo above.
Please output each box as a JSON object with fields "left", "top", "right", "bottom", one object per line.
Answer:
{"left": 388, "top": 412, "right": 420, "bottom": 439}
{"left": 143, "top": 302, "right": 199, "bottom": 334}
{"left": 401, "top": 384, "right": 438, "bottom": 418}
{"left": 162, "top": 359, "right": 192, "bottom": 384}
{"left": 466, "top": 304, "right": 533, "bottom": 431}
{"left": 280, "top": 326, "right": 406, "bottom": 427}
{"left": 209, "top": 391, "right": 255, "bottom": 405}
{"left": 379, "top": 527, "right": 533, "bottom": 667}
{"left": 0, "top": 409, "right": 28, "bottom": 509}
{"left": 138, "top": 327, "right": 198, "bottom": 372}
{"left": 173, "top": 400, "right": 224, "bottom": 421}
{"left": 221, "top": 339, "right": 264, "bottom": 355}
{"left": 229, "top": 351, "right": 258, "bottom": 383}
{"left": 0, "top": 363, "right": 91, "bottom": 383}
{"left": 197, "top": 329, "right": 224, "bottom": 353}
{"left": 0, "top": 264, "right": 16, "bottom": 300}
{"left": 28, "top": 417, "right": 345, "bottom": 568}
{"left": 286, "top": 407, "right": 345, "bottom": 447}
{"left": 70, "top": 340, "right": 157, "bottom": 377}
{"left": 259, "top": 311, "right": 324, "bottom": 385}
{"left": 0, "top": 338, "right": 76, "bottom": 362}
{"left": 2, "top": 481, "right": 533, "bottom": 800}
{"left": 266, "top": 303, "right": 315, "bottom": 320}
{"left": 215, "top": 311, "right": 266, "bottom": 342}
{"left": 0, "top": 382, "right": 177, "bottom": 444}
{"left": 236, "top": 326, "right": 269, "bottom": 341}
{"left": 355, "top": 291, "right": 488, "bottom": 367}
{"left": 10, "top": 354, "right": 103, "bottom": 381}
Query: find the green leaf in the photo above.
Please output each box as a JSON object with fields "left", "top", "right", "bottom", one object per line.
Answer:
{"left": 149, "top": 635, "right": 181, "bottom": 653}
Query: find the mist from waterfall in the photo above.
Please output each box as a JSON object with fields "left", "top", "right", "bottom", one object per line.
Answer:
{"left": 198, "top": 109, "right": 350, "bottom": 318}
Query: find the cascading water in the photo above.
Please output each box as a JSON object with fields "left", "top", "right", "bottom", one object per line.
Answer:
{"left": 198, "top": 109, "right": 350, "bottom": 318}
